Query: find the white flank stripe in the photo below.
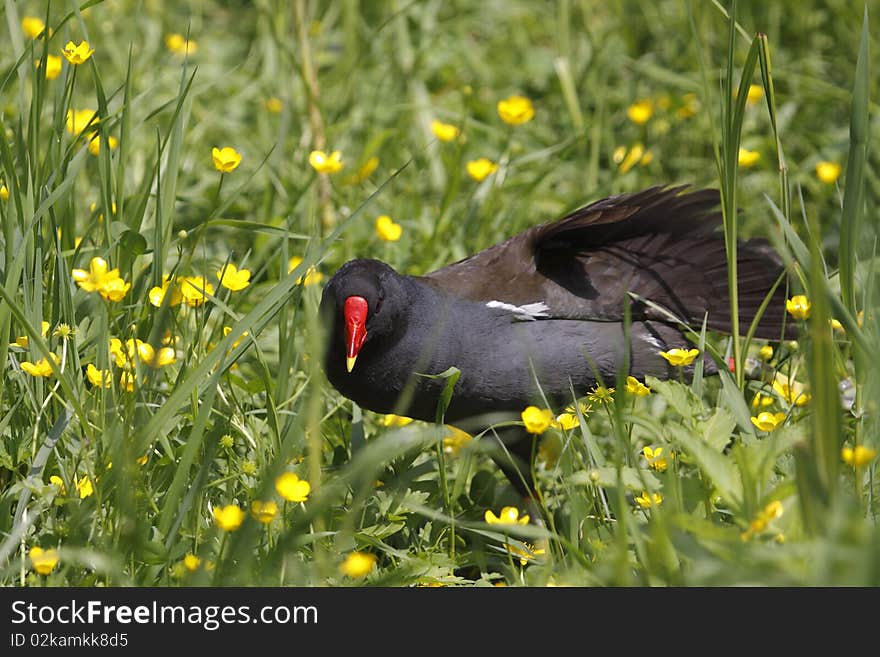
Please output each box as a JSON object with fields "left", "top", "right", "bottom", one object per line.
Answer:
{"left": 642, "top": 332, "right": 664, "bottom": 351}
{"left": 486, "top": 300, "right": 550, "bottom": 321}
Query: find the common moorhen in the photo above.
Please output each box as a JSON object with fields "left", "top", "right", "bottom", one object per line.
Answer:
{"left": 319, "top": 185, "right": 789, "bottom": 499}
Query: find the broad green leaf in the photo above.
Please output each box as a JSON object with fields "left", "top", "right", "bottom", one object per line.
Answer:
{"left": 719, "top": 368, "right": 756, "bottom": 438}
{"left": 701, "top": 407, "right": 736, "bottom": 452}
{"left": 668, "top": 424, "right": 743, "bottom": 511}
{"left": 646, "top": 376, "right": 703, "bottom": 420}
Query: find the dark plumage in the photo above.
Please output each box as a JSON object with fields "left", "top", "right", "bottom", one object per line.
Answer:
{"left": 319, "top": 185, "right": 790, "bottom": 500}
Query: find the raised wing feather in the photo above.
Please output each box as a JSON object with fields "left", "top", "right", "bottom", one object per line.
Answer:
{"left": 422, "top": 185, "right": 791, "bottom": 339}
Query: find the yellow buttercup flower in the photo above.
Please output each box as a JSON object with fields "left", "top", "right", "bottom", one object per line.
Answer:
{"left": 466, "top": 158, "right": 498, "bottom": 182}
{"left": 217, "top": 263, "right": 252, "bottom": 291}
{"left": 431, "top": 120, "right": 460, "bottom": 142}
{"left": 61, "top": 40, "right": 95, "bottom": 65}
{"left": 97, "top": 276, "right": 131, "bottom": 302}
{"left": 119, "top": 371, "right": 136, "bottom": 392}
{"left": 137, "top": 342, "right": 176, "bottom": 368}
{"left": 250, "top": 500, "right": 279, "bottom": 524}
{"left": 841, "top": 445, "right": 876, "bottom": 468}
{"left": 485, "top": 506, "right": 530, "bottom": 525}
{"left": 740, "top": 500, "right": 784, "bottom": 541}
{"left": 35, "top": 55, "right": 63, "bottom": 80}
{"left": 625, "top": 376, "right": 651, "bottom": 396}
{"left": 521, "top": 406, "right": 553, "bottom": 434}
{"left": 642, "top": 446, "right": 668, "bottom": 472}
{"left": 288, "top": 257, "right": 324, "bottom": 285}
{"left": 183, "top": 554, "right": 202, "bottom": 572}
{"left": 275, "top": 472, "right": 311, "bottom": 503}
{"left": 117, "top": 339, "right": 156, "bottom": 368}
{"left": 179, "top": 276, "right": 215, "bottom": 307}
{"left": 86, "top": 363, "right": 112, "bottom": 388}
{"left": 382, "top": 414, "right": 413, "bottom": 427}
{"left": 746, "top": 84, "right": 764, "bottom": 106}
{"left": 212, "top": 147, "right": 242, "bottom": 173}
{"left": 21, "top": 353, "right": 60, "bottom": 378}
{"left": 13, "top": 320, "right": 50, "bottom": 348}
{"left": 738, "top": 147, "right": 760, "bottom": 168}
{"left": 772, "top": 375, "right": 810, "bottom": 407}
{"left": 442, "top": 426, "right": 472, "bottom": 456}
{"left": 750, "top": 411, "right": 786, "bottom": 433}
{"left": 165, "top": 33, "right": 198, "bottom": 56}
{"left": 75, "top": 475, "right": 94, "bottom": 499}
{"left": 375, "top": 215, "right": 402, "bottom": 242}
{"left": 613, "top": 143, "right": 653, "bottom": 174}
{"left": 741, "top": 520, "right": 766, "bottom": 540}
{"left": 72, "top": 257, "right": 121, "bottom": 296}
{"left": 340, "top": 552, "right": 377, "bottom": 578}
{"left": 626, "top": 99, "right": 653, "bottom": 125}
{"left": 66, "top": 109, "right": 97, "bottom": 136}
{"left": 309, "top": 150, "right": 344, "bottom": 174}
{"left": 29, "top": 547, "right": 59, "bottom": 575}
{"left": 49, "top": 475, "right": 66, "bottom": 493}
{"left": 554, "top": 412, "right": 579, "bottom": 431}
{"left": 758, "top": 345, "right": 774, "bottom": 361}
{"left": 785, "top": 295, "right": 811, "bottom": 320}
{"left": 497, "top": 95, "right": 535, "bottom": 125}
{"left": 634, "top": 491, "right": 663, "bottom": 509}
{"left": 352, "top": 156, "right": 379, "bottom": 183}
{"left": 109, "top": 338, "right": 133, "bottom": 367}
{"left": 22, "top": 17, "right": 48, "bottom": 39}
{"left": 0, "top": 185, "right": 8, "bottom": 200}
{"left": 149, "top": 275, "right": 184, "bottom": 307}
{"left": 87, "top": 134, "right": 118, "bottom": 156}
{"left": 815, "top": 161, "right": 841, "bottom": 185}
{"left": 659, "top": 347, "right": 700, "bottom": 367}
{"left": 265, "top": 97, "right": 283, "bottom": 113}
{"left": 213, "top": 504, "right": 245, "bottom": 531}
{"left": 751, "top": 391, "right": 774, "bottom": 408}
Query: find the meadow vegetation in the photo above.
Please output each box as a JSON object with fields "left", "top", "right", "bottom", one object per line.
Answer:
{"left": 0, "top": 0, "right": 877, "bottom": 586}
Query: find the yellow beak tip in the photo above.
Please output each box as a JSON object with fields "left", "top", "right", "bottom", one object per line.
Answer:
{"left": 346, "top": 356, "right": 357, "bottom": 373}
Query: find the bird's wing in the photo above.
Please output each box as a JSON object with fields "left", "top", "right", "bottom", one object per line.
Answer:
{"left": 422, "top": 185, "right": 791, "bottom": 339}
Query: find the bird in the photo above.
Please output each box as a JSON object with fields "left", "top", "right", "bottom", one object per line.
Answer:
{"left": 319, "top": 185, "right": 791, "bottom": 504}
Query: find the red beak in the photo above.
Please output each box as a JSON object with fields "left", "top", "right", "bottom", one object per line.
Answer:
{"left": 344, "top": 296, "right": 369, "bottom": 373}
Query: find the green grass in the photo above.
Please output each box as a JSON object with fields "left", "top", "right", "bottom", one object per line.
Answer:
{"left": 0, "top": 0, "right": 878, "bottom": 587}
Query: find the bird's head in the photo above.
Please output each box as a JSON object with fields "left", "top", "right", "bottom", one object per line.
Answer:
{"left": 319, "top": 259, "right": 407, "bottom": 373}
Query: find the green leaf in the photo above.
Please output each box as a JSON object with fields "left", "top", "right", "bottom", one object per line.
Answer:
{"left": 645, "top": 376, "right": 703, "bottom": 420}
{"left": 117, "top": 229, "right": 148, "bottom": 256}
{"left": 416, "top": 366, "right": 461, "bottom": 424}
{"left": 719, "top": 368, "right": 756, "bottom": 438}
{"left": 839, "top": 6, "right": 870, "bottom": 313}
{"left": 746, "top": 425, "right": 805, "bottom": 490}
{"left": 356, "top": 523, "right": 406, "bottom": 541}
{"left": 668, "top": 424, "right": 743, "bottom": 511}
{"left": 701, "top": 407, "right": 736, "bottom": 452}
